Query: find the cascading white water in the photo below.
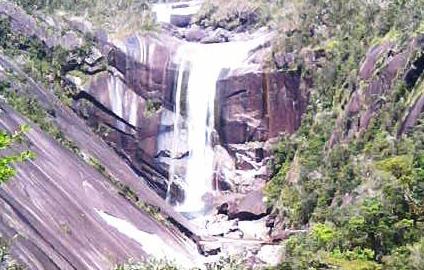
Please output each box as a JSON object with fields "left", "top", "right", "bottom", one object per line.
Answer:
{"left": 169, "top": 38, "right": 266, "bottom": 214}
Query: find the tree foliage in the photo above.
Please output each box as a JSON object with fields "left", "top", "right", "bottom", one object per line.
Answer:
{"left": 0, "top": 125, "right": 34, "bottom": 184}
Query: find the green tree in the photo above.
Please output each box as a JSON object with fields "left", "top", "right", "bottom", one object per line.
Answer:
{"left": 0, "top": 125, "right": 35, "bottom": 183}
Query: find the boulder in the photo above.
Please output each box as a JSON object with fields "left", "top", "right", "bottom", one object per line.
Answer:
{"left": 61, "top": 31, "right": 83, "bottom": 50}
{"left": 185, "top": 26, "right": 208, "bottom": 42}
{"left": 84, "top": 47, "right": 103, "bottom": 66}
{"left": 170, "top": 14, "right": 192, "bottom": 28}
{"left": 256, "top": 245, "right": 284, "bottom": 266}
{"left": 219, "top": 191, "right": 269, "bottom": 221}
{"left": 201, "top": 28, "right": 231, "bottom": 43}
{"left": 205, "top": 215, "right": 238, "bottom": 236}
{"left": 238, "top": 218, "right": 269, "bottom": 240}
{"left": 66, "top": 17, "right": 93, "bottom": 34}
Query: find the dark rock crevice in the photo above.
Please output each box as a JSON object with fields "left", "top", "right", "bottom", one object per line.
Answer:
{"left": 225, "top": 89, "right": 248, "bottom": 99}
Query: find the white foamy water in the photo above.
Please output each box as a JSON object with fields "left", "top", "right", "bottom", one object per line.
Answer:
{"left": 169, "top": 36, "right": 267, "bottom": 213}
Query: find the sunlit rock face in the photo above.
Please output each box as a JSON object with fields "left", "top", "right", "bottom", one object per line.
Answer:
{"left": 152, "top": 0, "right": 203, "bottom": 27}
{"left": 78, "top": 28, "right": 308, "bottom": 215}
{"left": 77, "top": 33, "right": 183, "bottom": 197}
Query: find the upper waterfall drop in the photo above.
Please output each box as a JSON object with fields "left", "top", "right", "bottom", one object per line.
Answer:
{"left": 169, "top": 37, "right": 266, "bottom": 214}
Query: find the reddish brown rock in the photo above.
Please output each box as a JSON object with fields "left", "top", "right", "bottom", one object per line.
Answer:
{"left": 329, "top": 42, "right": 410, "bottom": 146}
{"left": 217, "top": 69, "right": 308, "bottom": 145}
{"left": 399, "top": 95, "right": 424, "bottom": 135}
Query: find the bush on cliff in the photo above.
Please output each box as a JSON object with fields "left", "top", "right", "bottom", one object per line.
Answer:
{"left": 0, "top": 124, "right": 34, "bottom": 183}
{"left": 195, "top": 0, "right": 273, "bottom": 31}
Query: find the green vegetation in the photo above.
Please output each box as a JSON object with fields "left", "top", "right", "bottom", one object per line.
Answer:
{"left": 116, "top": 255, "right": 246, "bottom": 270}
{"left": 265, "top": 0, "right": 424, "bottom": 269}
{"left": 0, "top": 124, "right": 34, "bottom": 184}
{"left": 0, "top": 126, "right": 33, "bottom": 269}
{"left": 12, "top": 0, "right": 157, "bottom": 34}
{"left": 0, "top": 238, "right": 24, "bottom": 270}
{"left": 0, "top": 14, "right": 93, "bottom": 107}
{"left": 0, "top": 81, "right": 80, "bottom": 154}
{"left": 116, "top": 259, "right": 180, "bottom": 270}
{"left": 144, "top": 99, "right": 162, "bottom": 117}
{"left": 195, "top": 0, "right": 270, "bottom": 30}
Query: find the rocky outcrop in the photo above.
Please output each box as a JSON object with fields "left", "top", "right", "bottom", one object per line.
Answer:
{"left": 0, "top": 103, "right": 201, "bottom": 269}
{"left": 0, "top": 53, "right": 201, "bottom": 241}
{"left": 329, "top": 41, "right": 410, "bottom": 146}
{"left": 328, "top": 35, "right": 424, "bottom": 145}
{"left": 400, "top": 95, "right": 424, "bottom": 135}
{"left": 398, "top": 36, "right": 424, "bottom": 135}
{"left": 0, "top": 1, "right": 83, "bottom": 49}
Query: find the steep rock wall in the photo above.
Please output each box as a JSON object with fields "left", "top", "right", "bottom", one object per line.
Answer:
{"left": 79, "top": 32, "right": 309, "bottom": 201}
{"left": 0, "top": 103, "right": 200, "bottom": 270}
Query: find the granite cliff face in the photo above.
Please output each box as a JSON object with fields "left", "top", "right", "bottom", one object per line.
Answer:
{"left": 329, "top": 36, "right": 424, "bottom": 146}
{"left": 76, "top": 31, "right": 309, "bottom": 203}
{"left": 0, "top": 103, "right": 200, "bottom": 269}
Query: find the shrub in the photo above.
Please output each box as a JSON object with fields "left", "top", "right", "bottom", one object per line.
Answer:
{"left": 195, "top": 0, "right": 270, "bottom": 30}
{"left": 311, "top": 223, "right": 336, "bottom": 249}
{"left": 0, "top": 125, "right": 35, "bottom": 183}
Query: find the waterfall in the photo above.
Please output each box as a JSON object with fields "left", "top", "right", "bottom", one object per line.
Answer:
{"left": 169, "top": 38, "right": 266, "bottom": 214}
{"left": 168, "top": 56, "right": 187, "bottom": 193}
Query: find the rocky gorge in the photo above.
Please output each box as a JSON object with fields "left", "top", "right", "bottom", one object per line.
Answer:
{"left": 1, "top": 0, "right": 424, "bottom": 269}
